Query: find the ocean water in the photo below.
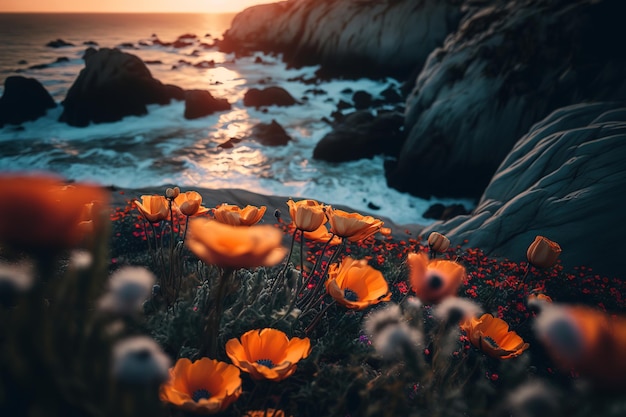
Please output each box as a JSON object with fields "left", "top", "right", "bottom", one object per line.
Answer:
{"left": 0, "top": 13, "right": 472, "bottom": 225}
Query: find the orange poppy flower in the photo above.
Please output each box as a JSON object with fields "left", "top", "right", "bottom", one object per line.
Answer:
{"left": 160, "top": 357, "right": 242, "bottom": 414}
{"left": 174, "top": 191, "right": 210, "bottom": 217}
{"left": 186, "top": 219, "right": 287, "bottom": 269}
{"left": 326, "top": 207, "right": 384, "bottom": 242}
{"left": 526, "top": 236, "right": 561, "bottom": 268}
{"left": 213, "top": 203, "right": 266, "bottom": 226}
{"left": 303, "top": 224, "right": 342, "bottom": 246}
{"left": 460, "top": 313, "right": 529, "bottom": 359}
{"left": 286, "top": 199, "right": 326, "bottom": 232}
{"left": 0, "top": 174, "right": 108, "bottom": 250}
{"left": 535, "top": 304, "right": 626, "bottom": 387}
{"left": 325, "top": 257, "right": 392, "bottom": 310}
{"left": 407, "top": 252, "right": 465, "bottom": 304}
{"left": 134, "top": 194, "right": 169, "bottom": 223}
{"left": 225, "top": 328, "right": 311, "bottom": 381}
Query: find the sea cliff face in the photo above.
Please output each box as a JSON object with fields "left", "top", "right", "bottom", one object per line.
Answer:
{"left": 218, "top": 0, "right": 464, "bottom": 78}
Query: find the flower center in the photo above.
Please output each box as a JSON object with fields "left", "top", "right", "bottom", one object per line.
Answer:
{"left": 256, "top": 359, "right": 275, "bottom": 368}
{"left": 343, "top": 288, "right": 359, "bottom": 302}
{"left": 428, "top": 274, "right": 443, "bottom": 290}
{"left": 481, "top": 335, "right": 500, "bottom": 349}
{"left": 192, "top": 389, "right": 212, "bottom": 402}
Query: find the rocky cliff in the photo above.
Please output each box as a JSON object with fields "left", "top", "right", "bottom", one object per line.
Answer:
{"left": 421, "top": 102, "right": 626, "bottom": 278}
{"left": 219, "top": 0, "right": 464, "bottom": 79}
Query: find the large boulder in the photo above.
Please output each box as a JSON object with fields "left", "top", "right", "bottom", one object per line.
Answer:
{"left": 59, "top": 48, "right": 183, "bottom": 127}
{"left": 184, "top": 90, "right": 231, "bottom": 119}
{"left": 243, "top": 87, "right": 297, "bottom": 108}
{"left": 0, "top": 76, "right": 56, "bottom": 127}
{"left": 313, "top": 111, "right": 405, "bottom": 162}
{"left": 218, "top": 0, "right": 464, "bottom": 78}
{"left": 421, "top": 102, "right": 626, "bottom": 278}
{"left": 386, "top": 0, "right": 626, "bottom": 199}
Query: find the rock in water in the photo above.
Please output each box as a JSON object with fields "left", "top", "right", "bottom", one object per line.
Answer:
{"left": 421, "top": 102, "right": 626, "bottom": 278}
{"left": 387, "top": 0, "right": 626, "bottom": 199}
{"left": 184, "top": 90, "right": 231, "bottom": 119}
{"left": 59, "top": 48, "right": 183, "bottom": 127}
{"left": 0, "top": 76, "right": 56, "bottom": 127}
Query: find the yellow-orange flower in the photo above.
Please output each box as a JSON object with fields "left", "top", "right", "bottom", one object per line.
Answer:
{"left": 535, "top": 304, "right": 626, "bottom": 388}
{"left": 134, "top": 194, "right": 169, "bottom": 222}
{"left": 0, "top": 174, "right": 108, "bottom": 250}
{"left": 213, "top": 203, "right": 266, "bottom": 226}
{"left": 303, "top": 224, "right": 342, "bottom": 246}
{"left": 159, "top": 357, "right": 242, "bottom": 414}
{"left": 286, "top": 199, "right": 326, "bottom": 232}
{"left": 226, "top": 328, "right": 311, "bottom": 381}
{"left": 460, "top": 313, "right": 529, "bottom": 359}
{"left": 186, "top": 219, "right": 287, "bottom": 269}
{"left": 326, "top": 207, "right": 383, "bottom": 242}
{"left": 526, "top": 236, "right": 561, "bottom": 268}
{"left": 174, "top": 191, "right": 209, "bottom": 217}
{"left": 407, "top": 252, "right": 465, "bottom": 304}
{"left": 325, "top": 257, "right": 391, "bottom": 310}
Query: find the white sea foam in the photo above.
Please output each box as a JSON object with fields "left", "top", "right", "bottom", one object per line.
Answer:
{"left": 0, "top": 13, "right": 474, "bottom": 225}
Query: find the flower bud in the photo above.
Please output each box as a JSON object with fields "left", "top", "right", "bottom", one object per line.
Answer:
{"left": 165, "top": 187, "right": 180, "bottom": 199}
{"left": 427, "top": 232, "right": 450, "bottom": 253}
{"left": 526, "top": 236, "right": 561, "bottom": 268}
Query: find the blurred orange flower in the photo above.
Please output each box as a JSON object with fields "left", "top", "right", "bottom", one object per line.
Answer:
{"left": 286, "top": 199, "right": 326, "bottom": 232}
{"left": 326, "top": 207, "right": 383, "bottom": 242}
{"left": 535, "top": 304, "right": 626, "bottom": 388}
{"left": 134, "top": 195, "right": 169, "bottom": 223}
{"left": 0, "top": 174, "right": 108, "bottom": 250}
{"left": 303, "top": 224, "right": 342, "bottom": 246}
{"left": 325, "top": 257, "right": 391, "bottom": 310}
{"left": 213, "top": 203, "right": 266, "bottom": 226}
{"left": 407, "top": 252, "right": 465, "bottom": 304}
{"left": 460, "top": 313, "right": 529, "bottom": 359}
{"left": 526, "top": 236, "right": 561, "bottom": 268}
{"left": 186, "top": 219, "right": 287, "bottom": 269}
{"left": 226, "top": 328, "right": 311, "bottom": 381}
{"left": 174, "top": 191, "right": 209, "bottom": 217}
{"left": 159, "top": 357, "right": 242, "bottom": 414}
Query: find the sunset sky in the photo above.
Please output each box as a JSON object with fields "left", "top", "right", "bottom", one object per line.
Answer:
{"left": 0, "top": 0, "right": 271, "bottom": 13}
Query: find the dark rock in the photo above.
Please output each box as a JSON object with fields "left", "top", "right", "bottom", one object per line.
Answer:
{"left": 46, "top": 39, "right": 74, "bottom": 48}
{"left": 243, "top": 86, "right": 297, "bottom": 108}
{"left": 177, "top": 33, "right": 197, "bottom": 40}
{"left": 59, "top": 48, "right": 183, "bottom": 127}
{"left": 313, "top": 111, "right": 405, "bottom": 162}
{"left": 352, "top": 90, "right": 372, "bottom": 110}
{"left": 248, "top": 120, "right": 292, "bottom": 146}
{"left": 144, "top": 60, "right": 163, "bottom": 65}
{"left": 17, "top": 60, "right": 27, "bottom": 65}
{"left": 172, "top": 39, "right": 194, "bottom": 48}
{"left": 117, "top": 42, "right": 135, "bottom": 49}
{"left": 83, "top": 41, "right": 98, "bottom": 46}
{"left": 336, "top": 100, "right": 352, "bottom": 111}
{"left": 420, "top": 102, "right": 626, "bottom": 278}
{"left": 193, "top": 60, "right": 215, "bottom": 68}
{"left": 152, "top": 38, "right": 172, "bottom": 47}
{"left": 254, "top": 56, "right": 264, "bottom": 64}
{"left": 422, "top": 203, "right": 469, "bottom": 221}
{"left": 305, "top": 88, "right": 327, "bottom": 96}
{"left": 0, "top": 76, "right": 56, "bottom": 127}
{"left": 388, "top": 0, "right": 626, "bottom": 199}
{"left": 218, "top": 0, "right": 464, "bottom": 79}
{"left": 380, "top": 85, "right": 403, "bottom": 103}
{"left": 55, "top": 57, "right": 69, "bottom": 63}
{"left": 218, "top": 137, "right": 243, "bottom": 149}
{"left": 183, "top": 89, "right": 230, "bottom": 119}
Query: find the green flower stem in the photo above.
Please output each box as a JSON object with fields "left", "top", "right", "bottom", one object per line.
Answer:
{"left": 298, "top": 239, "right": 345, "bottom": 312}
{"left": 305, "top": 299, "right": 336, "bottom": 335}
{"left": 202, "top": 267, "right": 234, "bottom": 358}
